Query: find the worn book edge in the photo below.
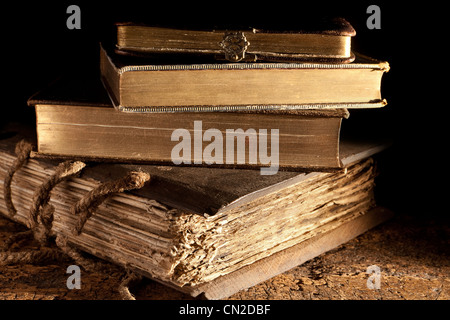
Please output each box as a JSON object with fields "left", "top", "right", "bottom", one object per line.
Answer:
{"left": 189, "top": 206, "right": 393, "bottom": 299}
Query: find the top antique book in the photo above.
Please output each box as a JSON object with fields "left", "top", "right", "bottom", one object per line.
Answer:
{"left": 115, "top": 17, "right": 356, "bottom": 63}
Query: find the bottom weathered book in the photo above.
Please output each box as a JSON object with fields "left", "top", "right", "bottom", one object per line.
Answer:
{"left": 0, "top": 125, "right": 392, "bottom": 298}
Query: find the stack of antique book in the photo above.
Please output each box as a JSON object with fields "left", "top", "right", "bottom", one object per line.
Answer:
{"left": 0, "top": 18, "right": 391, "bottom": 299}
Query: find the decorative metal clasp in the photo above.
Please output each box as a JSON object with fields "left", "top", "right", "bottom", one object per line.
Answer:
{"left": 219, "top": 31, "right": 250, "bottom": 62}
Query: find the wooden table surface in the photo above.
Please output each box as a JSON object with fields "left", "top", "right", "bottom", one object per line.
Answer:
{"left": 0, "top": 211, "right": 448, "bottom": 300}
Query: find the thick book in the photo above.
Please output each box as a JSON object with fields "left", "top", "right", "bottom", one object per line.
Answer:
{"left": 100, "top": 45, "right": 389, "bottom": 112}
{"left": 115, "top": 17, "right": 356, "bottom": 63}
{"left": 28, "top": 76, "right": 349, "bottom": 173}
{"left": 0, "top": 124, "right": 392, "bottom": 299}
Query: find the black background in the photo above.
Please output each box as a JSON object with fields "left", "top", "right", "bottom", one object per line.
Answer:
{"left": 0, "top": 1, "right": 448, "bottom": 313}
{"left": 1, "top": 1, "right": 446, "bottom": 217}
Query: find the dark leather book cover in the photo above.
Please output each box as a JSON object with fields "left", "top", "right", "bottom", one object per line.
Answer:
{"left": 27, "top": 74, "right": 112, "bottom": 108}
